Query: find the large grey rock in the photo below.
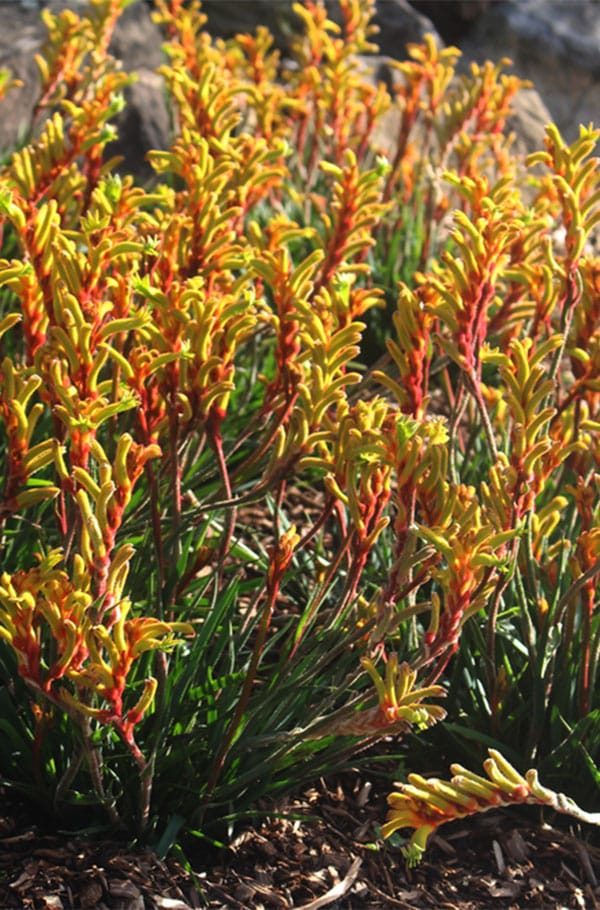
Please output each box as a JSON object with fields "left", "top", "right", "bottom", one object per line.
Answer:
{"left": 201, "top": 0, "right": 294, "bottom": 45}
{"left": 106, "top": 6, "right": 170, "bottom": 176}
{"left": 0, "top": 0, "right": 439, "bottom": 165}
{"left": 0, "top": 2, "right": 169, "bottom": 169}
{"left": 201, "top": 0, "right": 439, "bottom": 55}
{"left": 460, "top": 0, "right": 600, "bottom": 141}
{"left": 407, "top": 1, "right": 491, "bottom": 45}
{"left": 0, "top": 0, "right": 593, "bottom": 172}
{"left": 0, "top": 7, "right": 42, "bottom": 152}
{"left": 108, "top": 3, "right": 165, "bottom": 72}
{"left": 372, "top": 0, "right": 439, "bottom": 57}
{"left": 507, "top": 87, "right": 553, "bottom": 156}
{"left": 108, "top": 70, "right": 170, "bottom": 180}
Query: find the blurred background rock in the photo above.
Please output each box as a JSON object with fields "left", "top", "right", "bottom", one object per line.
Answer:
{"left": 0, "top": 0, "right": 597, "bottom": 175}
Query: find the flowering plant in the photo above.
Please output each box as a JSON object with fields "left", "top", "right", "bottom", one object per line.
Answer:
{"left": 0, "top": 0, "right": 597, "bottom": 861}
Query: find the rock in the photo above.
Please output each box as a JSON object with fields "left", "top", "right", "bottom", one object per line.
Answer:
{"left": 108, "top": 7, "right": 170, "bottom": 174}
{"left": 408, "top": 1, "right": 491, "bottom": 44}
{"left": 201, "top": 0, "right": 440, "bottom": 56}
{"left": 0, "top": 0, "right": 592, "bottom": 172}
{"left": 108, "top": 2, "right": 165, "bottom": 72}
{"left": 460, "top": 0, "right": 600, "bottom": 142}
{"left": 371, "top": 0, "right": 440, "bottom": 57}
{"left": 108, "top": 70, "right": 171, "bottom": 180}
{"left": 0, "top": 7, "right": 42, "bottom": 152}
{"left": 201, "top": 0, "right": 295, "bottom": 46}
{"left": 0, "top": 0, "right": 440, "bottom": 167}
{"left": 0, "top": 2, "right": 169, "bottom": 170}
{"left": 506, "top": 86, "right": 553, "bottom": 155}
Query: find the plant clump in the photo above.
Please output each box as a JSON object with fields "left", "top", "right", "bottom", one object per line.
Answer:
{"left": 0, "top": 0, "right": 598, "bottom": 867}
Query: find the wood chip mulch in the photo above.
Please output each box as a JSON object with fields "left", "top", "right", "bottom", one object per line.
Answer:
{"left": 0, "top": 824, "right": 198, "bottom": 910}
{"left": 1, "top": 777, "right": 599, "bottom": 909}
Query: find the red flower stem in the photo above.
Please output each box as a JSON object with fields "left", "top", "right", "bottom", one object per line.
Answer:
{"left": 113, "top": 722, "right": 153, "bottom": 831}
{"left": 379, "top": 489, "right": 417, "bottom": 608}
{"left": 334, "top": 498, "right": 348, "bottom": 542}
{"left": 145, "top": 650, "right": 169, "bottom": 815}
{"left": 171, "top": 551, "right": 208, "bottom": 600}
{"left": 62, "top": 495, "right": 79, "bottom": 564}
{"left": 486, "top": 535, "right": 518, "bottom": 663}
{"left": 418, "top": 173, "right": 439, "bottom": 272}
{"left": 296, "top": 497, "right": 335, "bottom": 551}
{"left": 54, "top": 749, "right": 84, "bottom": 812}
{"left": 524, "top": 512, "right": 541, "bottom": 602}
{"left": 555, "top": 380, "right": 584, "bottom": 418}
{"left": 204, "top": 455, "right": 299, "bottom": 512}
{"left": 383, "top": 109, "right": 417, "bottom": 203}
{"left": 32, "top": 710, "right": 49, "bottom": 789}
{"left": 486, "top": 543, "right": 520, "bottom": 727}
{"left": 329, "top": 549, "right": 368, "bottom": 628}
{"left": 220, "top": 408, "right": 266, "bottom": 463}
{"left": 305, "top": 108, "right": 324, "bottom": 189}
{"left": 441, "top": 364, "right": 456, "bottom": 409}
{"left": 514, "top": 565, "right": 538, "bottom": 664}
{"left": 447, "top": 378, "right": 466, "bottom": 483}
{"left": 396, "top": 562, "right": 438, "bottom": 615}
{"left": 183, "top": 430, "right": 207, "bottom": 476}
{"left": 239, "top": 578, "right": 269, "bottom": 638}
{"left": 425, "top": 646, "right": 456, "bottom": 687}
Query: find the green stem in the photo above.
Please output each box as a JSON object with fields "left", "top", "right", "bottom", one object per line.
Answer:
{"left": 554, "top": 557, "right": 600, "bottom": 626}
{"left": 81, "top": 718, "right": 120, "bottom": 826}
{"left": 202, "top": 575, "right": 281, "bottom": 812}
{"left": 146, "top": 462, "right": 165, "bottom": 619}
{"left": 210, "top": 425, "right": 236, "bottom": 588}
{"left": 465, "top": 369, "right": 498, "bottom": 464}
{"left": 447, "top": 378, "right": 466, "bottom": 484}
{"left": 290, "top": 531, "right": 352, "bottom": 658}
{"left": 548, "top": 268, "right": 581, "bottom": 389}
{"left": 524, "top": 511, "right": 540, "bottom": 602}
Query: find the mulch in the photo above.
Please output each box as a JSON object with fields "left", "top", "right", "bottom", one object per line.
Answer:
{"left": 1, "top": 776, "right": 599, "bottom": 909}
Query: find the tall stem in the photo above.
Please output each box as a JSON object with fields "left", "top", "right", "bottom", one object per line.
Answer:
{"left": 579, "top": 583, "right": 596, "bottom": 717}
{"left": 210, "top": 424, "right": 236, "bottom": 588}
{"left": 81, "top": 717, "right": 120, "bottom": 826}
{"left": 465, "top": 369, "right": 498, "bottom": 463}
{"left": 146, "top": 462, "right": 165, "bottom": 619}
{"left": 290, "top": 531, "right": 352, "bottom": 658}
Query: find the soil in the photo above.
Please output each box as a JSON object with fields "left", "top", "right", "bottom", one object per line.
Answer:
{"left": 1, "top": 776, "right": 599, "bottom": 910}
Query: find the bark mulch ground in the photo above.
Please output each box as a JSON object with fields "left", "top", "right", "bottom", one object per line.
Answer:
{"left": 1, "top": 777, "right": 599, "bottom": 909}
